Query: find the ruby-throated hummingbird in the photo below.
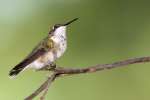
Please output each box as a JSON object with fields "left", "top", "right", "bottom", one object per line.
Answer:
{"left": 9, "top": 18, "right": 78, "bottom": 77}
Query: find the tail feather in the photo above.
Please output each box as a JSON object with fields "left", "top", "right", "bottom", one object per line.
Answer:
{"left": 9, "top": 68, "right": 23, "bottom": 76}
{"left": 9, "top": 65, "right": 26, "bottom": 77}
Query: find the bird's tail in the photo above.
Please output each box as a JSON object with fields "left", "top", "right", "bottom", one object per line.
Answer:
{"left": 9, "top": 65, "right": 26, "bottom": 78}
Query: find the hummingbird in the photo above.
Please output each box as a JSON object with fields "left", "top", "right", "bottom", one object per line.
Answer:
{"left": 9, "top": 18, "right": 78, "bottom": 77}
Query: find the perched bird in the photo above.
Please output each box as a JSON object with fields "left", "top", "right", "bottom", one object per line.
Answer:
{"left": 9, "top": 18, "right": 78, "bottom": 77}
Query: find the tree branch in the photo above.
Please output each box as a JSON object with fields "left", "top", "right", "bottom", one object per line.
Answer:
{"left": 24, "top": 56, "right": 150, "bottom": 100}
{"left": 24, "top": 72, "right": 58, "bottom": 100}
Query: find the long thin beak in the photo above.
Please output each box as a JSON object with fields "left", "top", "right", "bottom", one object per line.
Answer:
{"left": 64, "top": 18, "right": 79, "bottom": 26}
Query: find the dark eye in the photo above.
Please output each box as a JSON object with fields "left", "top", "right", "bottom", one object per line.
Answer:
{"left": 54, "top": 25, "right": 59, "bottom": 29}
{"left": 54, "top": 26, "right": 57, "bottom": 29}
{"left": 54, "top": 24, "right": 62, "bottom": 29}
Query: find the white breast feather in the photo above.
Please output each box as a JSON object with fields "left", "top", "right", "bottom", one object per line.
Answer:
{"left": 52, "top": 26, "right": 67, "bottom": 58}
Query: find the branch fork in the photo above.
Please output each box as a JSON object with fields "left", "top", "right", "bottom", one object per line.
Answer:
{"left": 24, "top": 56, "right": 150, "bottom": 100}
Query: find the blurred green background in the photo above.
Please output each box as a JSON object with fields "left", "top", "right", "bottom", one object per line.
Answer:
{"left": 1, "top": 0, "right": 150, "bottom": 100}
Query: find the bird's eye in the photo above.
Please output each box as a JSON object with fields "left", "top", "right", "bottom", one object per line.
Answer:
{"left": 54, "top": 25, "right": 58, "bottom": 29}
{"left": 54, "top": 24, "right": 61, "bottom": 29}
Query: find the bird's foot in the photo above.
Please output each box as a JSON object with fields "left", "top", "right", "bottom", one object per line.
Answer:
{"left": 38, "top": 63, "right": 56, "bottom": 71}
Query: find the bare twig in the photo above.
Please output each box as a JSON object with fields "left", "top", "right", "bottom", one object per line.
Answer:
{"left": 25, "top": 72, "right": 58, "bottom": 100}
{"left": 40, "top": 72, "right": 58, "bottom": 100}
{"left": 25, "top": 56, "right": 150, "bottom": 100}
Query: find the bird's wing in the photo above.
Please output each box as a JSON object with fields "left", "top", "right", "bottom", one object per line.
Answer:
{"left": 9, "top": 47, "right": 47, "bottom": 76}
{"left": 11, "top": 37, "right": 54, "bottom": 71}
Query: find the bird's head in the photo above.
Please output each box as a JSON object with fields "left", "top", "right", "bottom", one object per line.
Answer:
{"left": 48, "top": 18, "right": 78, "bottom": 36}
